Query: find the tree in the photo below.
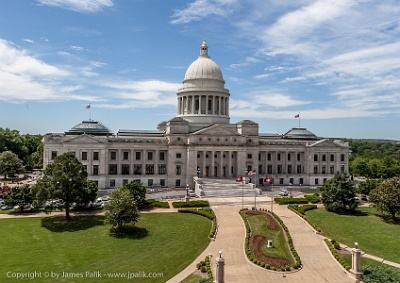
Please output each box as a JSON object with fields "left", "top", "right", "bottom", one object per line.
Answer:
{"left": 35, "top": 152, "right": 89, "bottom": 220}
{"left": 358, "top": 179, "right": 381, "bottom": 195}
{"left": 104, "top": 187, "right": 140, "bottom": 231}
{"left": 369, "top": 177, "right": 400, "bottom": 221}
{"left": 0, "top": 151, "right": 24, "bottom": 179}
{"left": 321, "top": 172, "right": 358, "bottom": 213}
{"left": 75, "top": 179, "right": 98, "bottom": 208}
{"left": 4, "top": 185, "right": 33, "bottom": 211}
{"left": 122, "top": 180, "right": 147, "bottom": 208}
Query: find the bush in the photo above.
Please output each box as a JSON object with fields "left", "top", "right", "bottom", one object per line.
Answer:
{"left": 298, "top": 204, "right": 317, "bottom": 214}
{"left": 304, "top": 194, "right": 321, "bottom": 204}
{"left": 172, "top": 200, "right": 209, "bottom": 208}
{"left": 200, "top": 266, "right": 207, "bottom": 272}
{"left": 362, "top": 264, "right": 400, "bottom": 283}
{"left": 145, "top": 199, "right": 170, "bottom": 208}
{"left": 275, "top": 198, "right": 308, "bottom": 205}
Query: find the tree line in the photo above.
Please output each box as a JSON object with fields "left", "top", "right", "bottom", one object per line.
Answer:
{"left": 0, "top": 128, "right": 43, "bottom": 175}
{"left": 347, "top": 139, "right": 400, "bottom": 178}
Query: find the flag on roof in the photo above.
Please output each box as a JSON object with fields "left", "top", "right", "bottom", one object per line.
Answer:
{"left": 86, "top": 104, "right": 91, "bottom": 109}
{"left": 294, "top": 113, "right": 300, "bottom": 118}
{"left": 248, "top": 169, "right": 256, "bottom": 176}
{"left": 235, "top": 176, "right": 243, "bottom": 182}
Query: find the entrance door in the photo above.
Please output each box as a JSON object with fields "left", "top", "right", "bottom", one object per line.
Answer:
{"left": 205, "top": 166, "right": 209, "bottom": 177}
{"left": 223, "top": 166, "right": 226, "bottom": 177}
{"left": 214, "top": 166, "right": 217, "bottom": 177}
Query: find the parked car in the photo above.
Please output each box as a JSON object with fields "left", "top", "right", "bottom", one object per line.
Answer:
{"left": 1, "top": 205, "right": 12, "bottom": 210}
{"left": 279, "top": 190, "right": 288, "bottom": 196}
{"left": 360, "top": 194, "right": 369, "bottom": 201}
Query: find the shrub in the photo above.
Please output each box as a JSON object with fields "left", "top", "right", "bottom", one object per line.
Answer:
{"left": 275, "top": 198, "right": 308, "bottom": 205}
{"left": 144, "top": 199, "right": 170, "bottom": 208}
{"left": 298, "top": 204, "right": 317, "bottom": 214}
{"left": 304, "top": 194, "right": 321, "bottom": 204}
{"left": 200, "top": 266, "right": 207, "bottom": 272}
{"left": 172, "top": 200, "right": 209, "bottom": 208}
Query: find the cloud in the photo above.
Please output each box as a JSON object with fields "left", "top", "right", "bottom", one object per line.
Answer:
{"left": 228, "top": 57, "right": 260, "bottom": 69}
{"left": 70, "top": 45, "right": 84, "bottom": 51}
{"left": 36, "top": 0, "right": 113, "bottom": 13}
{"left": 0, "top": 39, "right": 97, "bottom": 102}
{"left": 96, "top": 80, "right": 181, "bottom": 108}
{"left": 81, "top": 61, "right": 107, "bottom": 77}
{"left": 170, "top": 0, "right": 238, "bottom": 24}
{"left": 23, "top": 39, "right": 34, "bottom": 43}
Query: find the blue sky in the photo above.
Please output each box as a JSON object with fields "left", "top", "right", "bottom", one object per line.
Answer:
{"left": 1, "top": 0, "right": 400, "bottom": 139}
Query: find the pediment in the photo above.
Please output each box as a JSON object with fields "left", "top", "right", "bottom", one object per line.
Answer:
{"left": 309, "top": 139, "right": 348, "bottom": 148}
{"left": 64, "top": 134, "right": 106, "bottom": 144}
{"left": 192, "top": 124, "right": 240, "bottom": 136}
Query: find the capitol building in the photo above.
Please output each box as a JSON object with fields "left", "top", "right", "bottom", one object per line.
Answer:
{"left": 43, "top": 40, "right": 349, "bottom": 191}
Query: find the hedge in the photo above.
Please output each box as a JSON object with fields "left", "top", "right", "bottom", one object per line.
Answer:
{"left": 172, "top": 200, "right": 210, "bottom": 208}
{"left": 145, "top": 199, "right": 170, "bottom": 208}
{"left": 275, "top": 198, "right": 308, "bottom": 205}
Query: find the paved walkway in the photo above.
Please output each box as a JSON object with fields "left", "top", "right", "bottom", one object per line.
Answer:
{"left": 167, "top": 199, "right": 355, "bottom": 283}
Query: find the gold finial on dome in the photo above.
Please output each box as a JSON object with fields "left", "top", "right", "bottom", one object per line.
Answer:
{"left": 200, "top": 39, "right": 209, "bottom": 56}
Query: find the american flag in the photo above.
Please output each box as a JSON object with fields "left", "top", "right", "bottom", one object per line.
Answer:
{"left": 86, "top": 104, "right": 91, "bottom": 109}
{"left": 248, "top": 169, "right": 256, "bottom": 176}
{"left": 294, "top": 113, "right": 300, "bottom": 118}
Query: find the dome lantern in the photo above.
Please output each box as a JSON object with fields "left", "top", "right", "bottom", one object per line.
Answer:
{"left": 200, "top": 39, "right": 209, "bottom": 57}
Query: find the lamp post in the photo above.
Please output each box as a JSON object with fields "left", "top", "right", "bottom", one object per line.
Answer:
{"left": 242, "top": 169, "right": 247, "bottom": 210}
{"left": 197, "top": 167, "right": 201, "bottom": 178}
{"left": 185, "top": 184, "right": 190, "bottom": 202}
{"left": 289, "top": 182, "right": 292, "bottom": 198}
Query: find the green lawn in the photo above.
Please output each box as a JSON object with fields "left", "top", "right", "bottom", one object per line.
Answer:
{"left": 0, "top": 213, "right": 211, "bottom": 283}
{"left": 306, "top": 207, "right": 400, "bottom": 263}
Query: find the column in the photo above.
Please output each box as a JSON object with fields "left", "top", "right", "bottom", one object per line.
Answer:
{"left": 228, "top": 151, "right": 232, "bottom": 177}
{"left": 215, "top": 253, "right": 225, "bottom": 283}
{"left": 350, "top": 248, "right": 362, "bottom": 282}
{"left": 220, "top": 151, "right": 223, "bottom": 177}
{"left": 211, "top": 151, "right": 215, "bottom": 177}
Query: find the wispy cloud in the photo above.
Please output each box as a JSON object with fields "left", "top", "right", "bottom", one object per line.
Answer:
{"left": 170, "top": 0, "right": 238, "bottom": 24}
{"left": 36, "top": 0, "right": 113, "bottom": 13}
{"left": 81, "top": 61, "right": 107, "bottom": 77}
{"left": 23, "top": 39, "right": 34, "bottom": 43}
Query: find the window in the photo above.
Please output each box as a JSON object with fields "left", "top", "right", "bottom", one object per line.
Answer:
{"left": 176, "top": 153, "right": 182, "bottom": 159}
{"left": 123, "top": 151, "right": 129, "bottom": 160}
{"left": 135, "top": 152, "right": 141, "bottom": 160}
{"left": 330, "top": 165, "right": 335, "bottom": 174}
{"left": 93, "top": 165, "right": 99, "bottom": 176}
{"left": 176, "top": 165, "right": 181, "bottom": 175}
{"left": 121, "top": 164, "right": 130, "bottom": 175}
{"left": 109, "top": 164, "right": 117, "bottom": 175}
{"left": 247, "top": 154, "right": 252, "bottom": 159}
{"left": 279, "top": 178, "right": 284, "bottom": 185}
{"left": 313, "top": 165, "right": 318, "bottom": 174}
{"left": 133, "top": 164, "right": 142, "bottom": 175}
{"left": 322, "top": 154, "right": 326, "bottom": 162}
{"left": 110, "top": 179, "right": 115, "bottom": 187}
{"left": 314, "top": 154, "right": 318, "bottom": 162}
{"left": 277, "top": 153, "right": 281, "bottom": 161}
{"left": 123, "top": 179, "right": 128, "bottom": 186}
{"left": 93, "top": 152, "right": 99, "bottom": 161}
{"left": 147, "top": 152, "right": 153, "bottom": 160}
{"left": 287, "top": 153, "right": 291, "bottom": 161}
{"left": 267, "top": 153, "right": 271, "bottom": 161}
{"left": 146, "top": 164, "right": 154, "bottom": 175}
{"left": 297, "top": 165, "right": 302, "bottom": 174}
{"left": 297, "top": 153, "right": 301, "bottom": 161}
{"left": 258, "top": 153, "right": 261, "bottom": 161}
{"left": 341, "top": 154, "right": 345, "bottom": 162}
{"left": 277, "top": 165, "right": 283, "bottom": 174}
{"left": 175, "top": 179, "right": 181, "bottom": 187}
{"left": 51, "top": 151, "right": 57, "bottom": 160}
{"left": 287, "top": 164, "right": 292, "bottom": 174}
{"left": 159, "top": 152, "right": 165, "bottom": 161}
{"left": 340, "top": 165, "right": 345, "bottom": 173}
{"left": 258, "top": 165, "right": 263, "bottom": 175}
{"left": 299, "top": 178, "right": 303, "bottom": 185}
{"left": 81, "top": 152, "right": 87, "bottom": 161}
{"left": 83, "top": 165, "right": 87, "bottom": 172}
{"left": 330, "top": 154, "right": 335, "bottom": 162}
{"left": 315, "top": 178, "right": 319, "bottom": 185}
{"left": 322, "top": 165, "right": 326, "bottom": 174}
{"left": 267, "top": 165, "right": 272, "bottom": 174}
{"left": 148, "top": 179, "right": 153, "bottom": 187}
{"left": 158, "top": 164, "right": 166, "bottom": 175}
{"left": 160, "top": 179, "right": 165, "bottom": 187}
{"left": 110, "top": 151, "right": 117, "bottom": 160}
{"left": 289, "top": 178, "right": 294, "bottom": 185}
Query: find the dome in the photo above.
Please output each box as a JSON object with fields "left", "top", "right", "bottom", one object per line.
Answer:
{"left": 283, "top": 128, "right": 318, "bottom": 140}
{"left": 184, "top": 57, "right": 224, "bottom": 82}
{"left": 183, "top": 39, "right": 224, "bottom": 82}
{"left": 67, "top": 120, "right": 112, "bottom": 135}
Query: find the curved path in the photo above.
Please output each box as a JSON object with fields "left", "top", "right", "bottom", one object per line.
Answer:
{"left": 168, "top": 198, "right": 354, "bottom": 283}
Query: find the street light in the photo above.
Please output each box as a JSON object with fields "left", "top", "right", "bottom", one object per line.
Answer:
{"left": 197, "top": 167, "right": 201, "bottom": 178}
{"left": 355, "top": 242, "right": 358, "bottom": 249}
{"left": 186, "top": 184, "right": 189, "bottom": 197}
{"left": 242, "top": 169, "right": 247, "bottom": 210}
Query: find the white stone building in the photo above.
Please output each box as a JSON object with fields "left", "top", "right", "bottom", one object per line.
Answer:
{"left": 43, "top": 40, "right": 349, "bottom": 190}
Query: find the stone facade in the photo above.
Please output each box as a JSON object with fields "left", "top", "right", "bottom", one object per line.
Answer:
{"left": 43, "top": 40, "right": 349, "bottom": 191}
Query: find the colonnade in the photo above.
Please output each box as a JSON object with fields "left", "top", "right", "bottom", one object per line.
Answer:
{"left": 178, "top": 95, "right": 229, "bottom": 116}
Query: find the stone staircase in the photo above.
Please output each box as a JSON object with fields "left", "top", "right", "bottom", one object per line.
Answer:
{"left": 199, "top": 178, "right": 259, "bottom": 198}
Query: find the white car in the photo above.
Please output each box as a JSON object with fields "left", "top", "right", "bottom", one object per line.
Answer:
{"left": 279, "top": 190, "right": 288, "bottom": 196}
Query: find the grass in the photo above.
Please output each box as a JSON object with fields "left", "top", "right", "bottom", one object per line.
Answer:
{"left": 0, "top": 213, "right": 211, "bottom": 283}
{"left": 243, "top": 211, "right": 294, "bottom": 267}
{"left": 305, "top": 206, "right": 400, "bottom": 263}
{"left": 341, "top": 254, "right": 400, "bottom": 272}
{"left": 179, "top": 274, "right": 204, "bottom": 283}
